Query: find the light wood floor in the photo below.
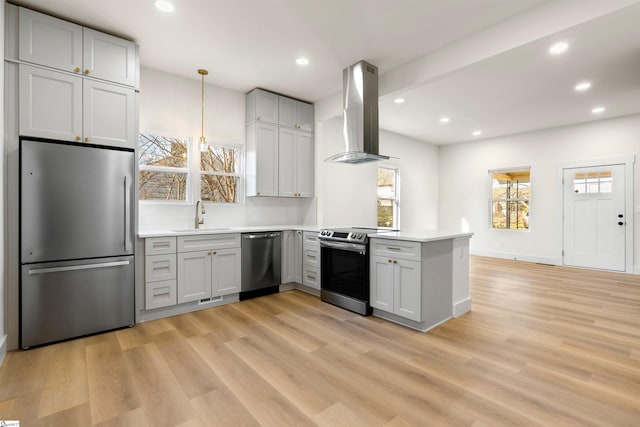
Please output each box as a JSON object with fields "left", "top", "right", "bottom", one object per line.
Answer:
{"left": 1, "top": 256, "right": 639, "bottom": 426}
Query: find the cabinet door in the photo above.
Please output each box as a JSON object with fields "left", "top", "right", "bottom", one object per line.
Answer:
{"left": 278, "top": 127, "right": 296, "bottom": 197}
{"left": 83, "top": 28, "right": 136, "bottom": 86}
{"left": 394, "top": 259, "right": 422, "bottom": 322}
{"left": 177, "top": 250, "right": 212, "bottom": 303}
{"left": 212, "top": 248, "right": 241, "bottom": 296}
{"left": 19, "top": 64, "right": 82, "bottom": 141}
{"left": 247, "top": 89, "right": 278, "bottom": 124}
{"left": 18, "top": 7, "right": 83, "bottom": 73}
{"left": 296, "top": 132, "right": 314, "bottom": 197}
{"left": 370, "top": 255, "right": 394, "bottom": 312}
{"left": 278, "top": 96, "right": 296, "bottom": 128}
{"left": 297, "top": 102, "right": 314, "bottom": 132}
{"left": 83, "top": 79, "right": 136, "bottom": 148}
{"left": 294, "top": 231, "right": 303, "bottom": 283}
{"left": 254, "top": 123, "right": 279, "bottom": 196}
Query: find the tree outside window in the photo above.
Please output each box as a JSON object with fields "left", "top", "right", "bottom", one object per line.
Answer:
{"left": 200, "top": 144, "right": 241, "bottom": 203}
{"left": 377, "top": 166, "right": 399, "bottom": 228}
{"left": 138, "top": 133, "right": 189, "bottom": 201}
{"left": 138, "top": 132, "right": 242, "bottom": 204}
{"left": 490, "top": 168, "right": 530, "bottom": 230}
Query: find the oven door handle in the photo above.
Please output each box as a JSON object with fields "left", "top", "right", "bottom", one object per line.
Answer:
{"left": 320, "top": 240, "right": 367, "bottom": 254}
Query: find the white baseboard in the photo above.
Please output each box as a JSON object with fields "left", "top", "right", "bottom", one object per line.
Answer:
{"left": 470, "top": 249, "right": 561, "bottom": 266}
{"left": 0, "top": 334, "right": 7, "bottom": 367}
{"left": 634, "top": 265, "right": 640, "bottom": 275}
{"left": 453, "top": 298, "right": 471, "bottom": 317}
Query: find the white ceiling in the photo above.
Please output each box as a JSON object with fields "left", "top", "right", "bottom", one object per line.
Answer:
{"left": 11, "top": 0, "right": 640, "bottom": 145}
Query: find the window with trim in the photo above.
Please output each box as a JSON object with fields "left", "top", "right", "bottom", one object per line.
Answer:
{"left": 200, "top": 144, "right": 241, "bottom": 203}
{"left": 377, "top": 166, "right": 399, "bottom": 228}
{"left": 490, "top": 168, "right": 530, "bottom": 230}
{"left": 138, "top": 132, "right": 242, "bottom": 203}
{"left": 138, "top": 133, "right": 189, "bottom": 201}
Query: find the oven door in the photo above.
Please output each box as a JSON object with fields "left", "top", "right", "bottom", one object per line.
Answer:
{"left": 320, "top": 240, "right": 369, "bottom": 302}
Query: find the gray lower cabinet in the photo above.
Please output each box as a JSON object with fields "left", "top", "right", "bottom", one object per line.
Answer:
{"left": 145, "top": 237, "right": 177, "bottom": 310}
{"left": 369, "top": 238, "right": 452, "bottom": 331}
{"left": 176, "top": 234, "right": 241, "bottom": 303}
{"left": 302, "top": 231, "right": 320, "bottom": 290}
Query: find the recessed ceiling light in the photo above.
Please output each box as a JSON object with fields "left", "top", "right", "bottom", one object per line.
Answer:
{"left": 439, "top": 117, "right": 450, "bottom": 123}
{"left": 295, "top": 57, "right": 309, "bottom": 66}
{"left": 472, "top": 130, "right": 482, "bottom": 137}
{"left": 393, "top": 98, "right": 405, "bottom": 104}
{"left": 575, "top": 81, "right": 591, "bottom": 91}
{"left": 548, "top": 41, "right": 569, "bottom": 55}
{"left": 154, "top": 0, "right": 175, "bottom": 13}
{"left": 591, "top": 106, "right": 605, "bottom": 114}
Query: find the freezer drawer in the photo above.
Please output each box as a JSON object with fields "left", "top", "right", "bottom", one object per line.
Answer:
{"left": 21, "top": 255, "right": 134, "bottom": 348}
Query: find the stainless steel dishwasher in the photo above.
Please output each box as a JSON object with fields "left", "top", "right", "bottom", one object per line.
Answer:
{"left": 240, "top": 232, "right": 282, "bottom": 300}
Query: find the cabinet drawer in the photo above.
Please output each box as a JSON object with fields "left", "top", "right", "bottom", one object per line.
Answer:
{"left": 145, "top": 237, "right": 176, "bottom": 255}
{"left": 303, "top": 247, "right": 320, "bottom": 268}
{"left": 303, "top": 231, "right": 320, "bottom": 246}
{"left": 145, "top": 254, "right": 176, "bottom": 282}
{"left": 145, "top": 280, "right": 177, "bottom": 310}
{"left": 178, "top": 233, "right": 241, "bottom": 252}
{"left": 370, "top": 238, "right": 421, "bottom": 261}
{"left": 302, "top": 265, "right": 320, "bottom": 289}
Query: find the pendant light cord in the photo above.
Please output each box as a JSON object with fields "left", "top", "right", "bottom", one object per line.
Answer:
{"left": 198, "top": 69, "right": 208, "bottom": 143}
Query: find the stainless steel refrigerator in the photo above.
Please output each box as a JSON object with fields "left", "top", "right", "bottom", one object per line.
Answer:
{"left": 20, "top": 138, "right": 135, "bottom": 348}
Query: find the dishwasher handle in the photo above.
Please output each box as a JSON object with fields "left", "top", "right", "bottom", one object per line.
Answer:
{"left": 242, "top": 232, "right": 281, "bottom": 239}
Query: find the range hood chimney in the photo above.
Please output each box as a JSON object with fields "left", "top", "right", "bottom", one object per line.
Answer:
{"left": 326, "top": 60, "right": 390, "bottom": 164}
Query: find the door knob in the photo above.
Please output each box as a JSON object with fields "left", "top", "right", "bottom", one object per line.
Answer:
{"left": 618, "top": 222, "right": 624, "bottom": 226}
{"left": 618, "top": 214, "right": 624, "bottom": 218}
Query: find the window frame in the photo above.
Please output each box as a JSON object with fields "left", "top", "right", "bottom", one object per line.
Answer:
{"left": 377, "top": 164, "right": 400, "bottom": 229}
{"left": 199, "top": 142, "right": 243, "bottom": 204}
{"left": 138, "top": 131, "right": 192, "bottom": 203}
{"left": 489, "top": 166, "right": 531, "bottom": 231}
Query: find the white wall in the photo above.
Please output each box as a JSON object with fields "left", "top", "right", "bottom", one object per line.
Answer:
{"left": 138, "top": 67, "right": 315, "bottom": 231}
{"left": 439, "top": 114, "right": 640, "bottom": 270}
{"left": 317, "top": 116, "right": 439, "bottom": 229}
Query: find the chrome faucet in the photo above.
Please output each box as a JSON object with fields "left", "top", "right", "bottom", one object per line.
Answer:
{"left": 195, "top": 200, "right": 205, "bottom": 229}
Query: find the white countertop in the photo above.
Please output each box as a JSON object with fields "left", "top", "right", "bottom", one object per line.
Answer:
{"left": 139, "top": 225, "right": 472, "bottom": 242}
{"left": 367, "top": 230, "right": 474, "bottom": 243}
{"left": 138, "top": 224, "right": 321, "bottom": 238}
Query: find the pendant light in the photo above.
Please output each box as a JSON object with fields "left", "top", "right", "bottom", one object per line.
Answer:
{"left": 198, "top": 68, "right": 209, "bottom": 152}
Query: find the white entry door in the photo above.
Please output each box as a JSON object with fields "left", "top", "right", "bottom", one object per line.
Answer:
{"left": 563, "top": 164, "right": 626, "bottom": 271}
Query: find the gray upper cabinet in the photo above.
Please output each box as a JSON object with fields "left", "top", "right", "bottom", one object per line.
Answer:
{"left": 82, "top": 28, "right": 136, "bottom": 86}
{"left": 18, "top": 7, "right": 136, "bottom": 87}
{"left": 18, "top": 7, "right": 82, "bottom": 73}
{"left": 278, "top": 96, "right": 314, "bottom": 132}
{"left": 246, "top": 89, "right": 279, "bottom": 124}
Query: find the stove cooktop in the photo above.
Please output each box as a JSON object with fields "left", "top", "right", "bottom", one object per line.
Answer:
{"left": 318, "top": 227, "right": 398, "bottom": 244}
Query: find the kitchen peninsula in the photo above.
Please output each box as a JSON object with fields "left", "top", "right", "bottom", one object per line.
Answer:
{"left": 138, "top": 226, "right": 472, "bottom": 332}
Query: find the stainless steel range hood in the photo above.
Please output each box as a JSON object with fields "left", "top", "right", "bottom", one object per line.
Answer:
{"left": 326, "top": 60, "right": 390, "bottom": 164}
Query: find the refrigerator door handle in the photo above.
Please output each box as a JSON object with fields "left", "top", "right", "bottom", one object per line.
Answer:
{"left": 28, "top": 260, "right": 131, "bottom": 275}
{"left": 124, "top": 175, "right": 130, "bottom": 252}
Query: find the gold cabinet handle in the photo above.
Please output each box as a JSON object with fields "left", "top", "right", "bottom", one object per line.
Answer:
{"left": 213, "top": 251, "right": 217, "bottom": 255}
{"left": 393, "top": 260, "right": 397, "bottom": 264}
{"left": 207, "top": 251, "right": 211, "bottom": 255}
{"left": 75, "top": 136, "right": 81, "bottom": 141}
{"left": 257, "top": 192, "right": 260, "bottom": 196}
{"left": 85, "top": 137, "right": 90, "bottom": 142}
{"left": 388, "top": 259, "right": 392, "bottom": 263}
{"left": 74, "top": 67, "right": 81, "bottom": 73}
{"left": 84, "top": 69, "right": 91, "bottom": 75}
{"left": 257, "top": 116, "right": 261, "bottom": 120}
